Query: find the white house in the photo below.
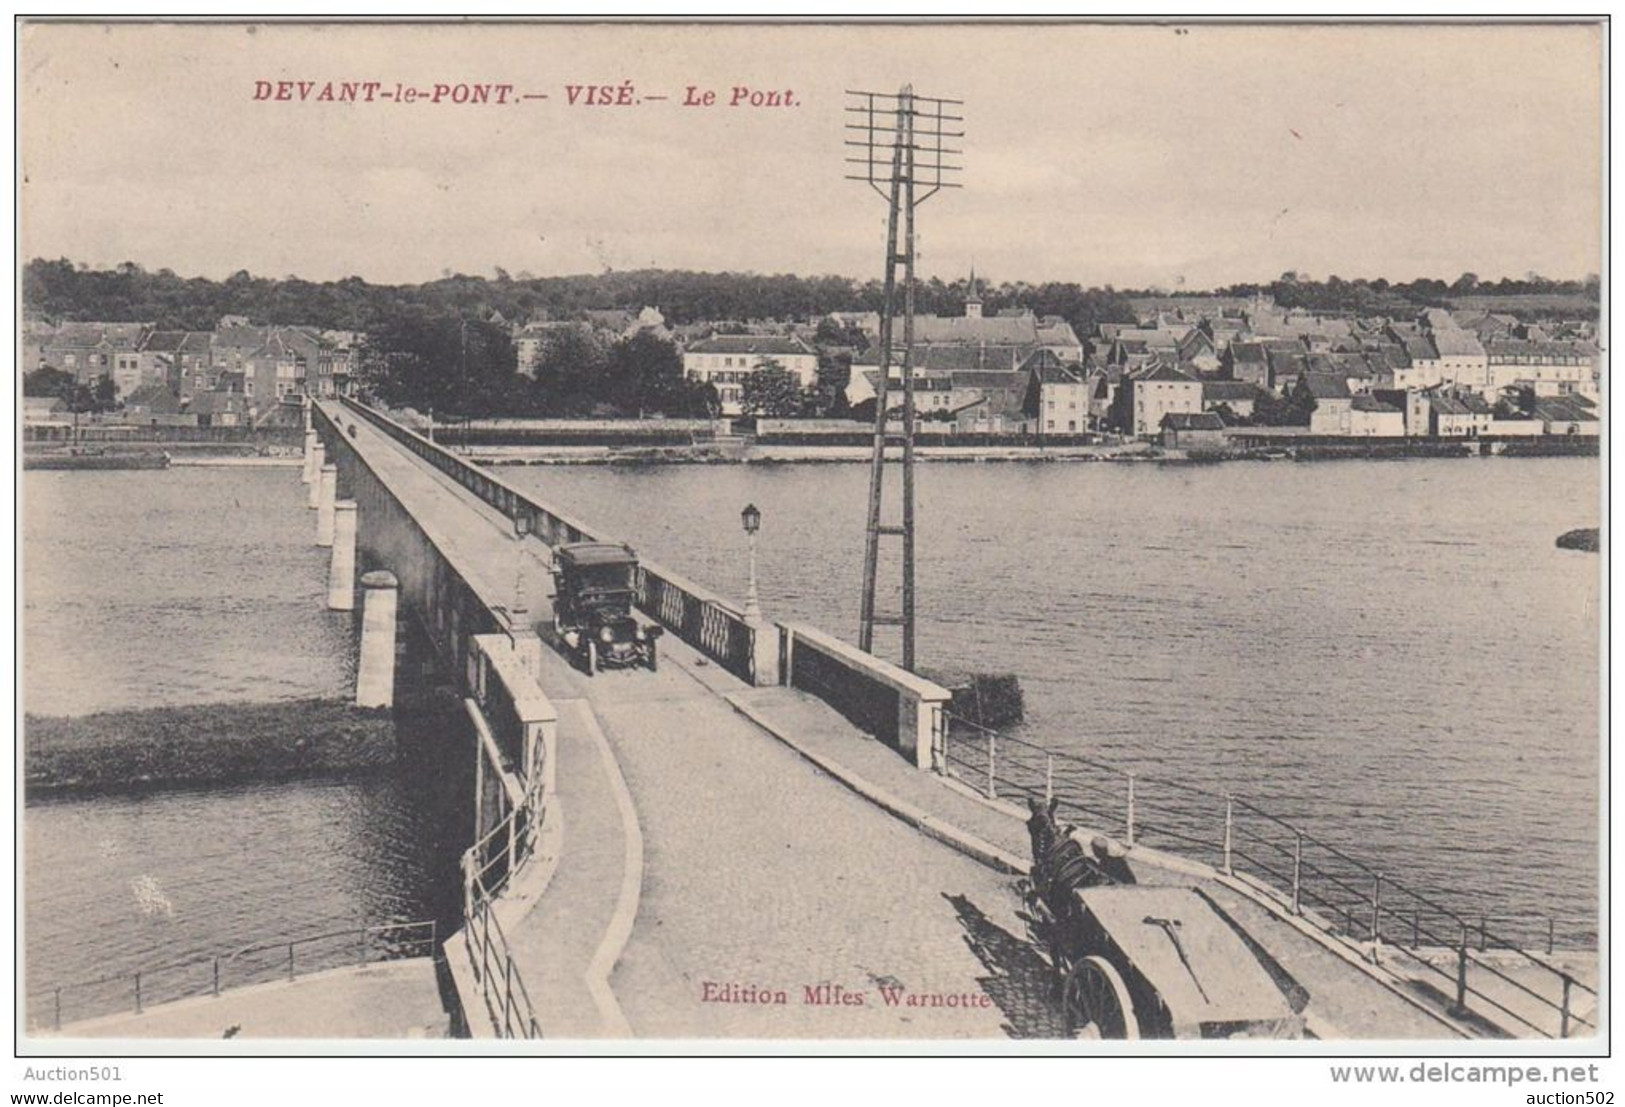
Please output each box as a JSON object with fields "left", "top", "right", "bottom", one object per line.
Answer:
{"left": 682, "top": 334, "right": 818, "bottom": 415}
{"left": 1348, "top": 394, "right": 1405, "bottom": 437}
{"left": 1304, "top": 373, "right": 1354, "bottom": 435}
{"left": 1484, "top": 339, "right": 1600, "bottom": 399}
{"left": 1116, "top": 362, "right": 1203, "bottom": 438}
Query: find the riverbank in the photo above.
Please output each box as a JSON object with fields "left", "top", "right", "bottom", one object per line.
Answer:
{"left": 449, "top": 439, "right": 1597, "bottom": 467}
{"left": 25, "top": 442, "right": 303, "bottom": 465}
{"left": 25, "top": 698, "right": 396, "bottom": 800}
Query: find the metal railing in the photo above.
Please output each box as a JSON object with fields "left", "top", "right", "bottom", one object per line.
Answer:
{"left": 460, "top": 800, "right": 542, "bottom": 1039}
{"left": 28, "top": 920, "right": 438, "bottom": 1032}
{"left": 943, "top": 715, "right": 1596, "bottom": 1039}
{"left": 334, "top": 397, "right": 765, "bottom": 684}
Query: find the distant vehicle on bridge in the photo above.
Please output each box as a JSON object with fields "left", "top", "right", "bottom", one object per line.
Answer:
{"left": 550, "top": 542, "right": 662, "bottom": 675}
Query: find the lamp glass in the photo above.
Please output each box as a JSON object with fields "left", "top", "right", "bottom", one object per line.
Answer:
{"left": 514, "top": 511, "right": 531, "bottom": 538}
{"left": 741, "top": 503, "right": 761, "bottom": 534}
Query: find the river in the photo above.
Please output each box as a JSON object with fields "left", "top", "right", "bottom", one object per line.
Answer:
{"left": 503, "top": 455, "right": 1602, "bottom": 944}
{"left": 22, "top": 468, "right": 466, "bottom": 1026}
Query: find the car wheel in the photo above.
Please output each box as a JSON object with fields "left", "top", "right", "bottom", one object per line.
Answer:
{"left": 647, "top": 641, "right": 658, "bottom": 672}
{"left": 585, "top": 639, "right": 597, "bottom": 676}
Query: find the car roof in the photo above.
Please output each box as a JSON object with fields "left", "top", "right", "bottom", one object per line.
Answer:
{"left": 556, "top": 541, "right": 638, "bottom": 567}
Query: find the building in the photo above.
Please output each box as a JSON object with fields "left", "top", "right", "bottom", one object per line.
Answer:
{"left": 1160, "top": 411, "right": 1227, "bottom": 450}
{"left": 211, "top": 324, "right": 268, "bottom": 377}
{"left": 1302, "top": 373, "right": 1354, "bottom": 435}
{"left": 1388, "top": 331, "right": 1441, "bottom": 390}
{"left": 1227, "top": 341, "right": 1271, "bottom": 388}
{"left": 320, "top": 330, "right": 361, "bottom": 397}
{"left": 240, "top": 329, "right": 319, "bottom": 421}
{"left": 1348, "top": 394, "right": 1405, "bottom": 437}
{"left": 135, "top": 331, "right": 211, "bottom": 398}
{"left": 1198, "top": 314, "right": 1251, "bottom": 352}
{"left": 1022, "top": 354, "right": 1088, "bottom": 435}
{"left": 1262, "top": 339, "right": 1310, "bottom": 395}
{"left": 190, "top": 388, "right": 249, "bottom": 428}
{"left": 844, "top": 273, "right": 1060, "bottom": 408}
{"left": 1426, "top": 389, "right": 1495, "bottom": 437}
{"left": 683, "top": 334, "right": 817, "bottom": 415}
{"left": 1034, "top": 316, "right": 1085, "bottom": 362}
{"left": 1113, "top": 362, "right": 1203, "bottom": 438}
{"left": 1177, "top": 329, "right": 1222, "bottom": 376}
{"left": 1422, "top": 311, "right": 1490, "bottom": 390}
{"left": 513, "top": 320, "right": 592, "bottom": 377}
{"left": 1201, "top": 379, "right": 1266, "bottom": 421}
{"left": 40, "top": 322, "right": 150, "bottom": 385}
{"left": 22, "top": 396, "right": 67, "bottom": 423}
{"left": 1483, "top": 339, "right": 1600, "bottom": 398}
{"left": 1531, "top": 395, "right": 1600, "bottom": 436}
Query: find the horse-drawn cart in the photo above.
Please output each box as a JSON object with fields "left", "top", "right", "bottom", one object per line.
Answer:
{"left": 1021, "top": 802, "right": 1304, "bottom": 1039}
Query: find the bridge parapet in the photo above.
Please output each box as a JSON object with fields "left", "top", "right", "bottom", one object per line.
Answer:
{"left": 780, "top": 623, "right": 951, "bottom": 770}
{"left": 335, "top": 397, "right": 778, "bottom": 685}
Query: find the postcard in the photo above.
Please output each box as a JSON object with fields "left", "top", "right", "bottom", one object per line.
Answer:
{"left": 15, "top": 18, "right": 1605, "bottom": 1061}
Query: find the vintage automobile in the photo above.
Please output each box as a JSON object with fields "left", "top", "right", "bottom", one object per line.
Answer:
{"left": 550, "top": 541, "right": 662, "bottom": 675}
{"left": 1020, "top": 799, "right": 1305, "bottom": 1039}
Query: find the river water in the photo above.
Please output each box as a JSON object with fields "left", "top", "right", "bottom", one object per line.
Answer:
{"left": 22, "top": 468, "right": 465, "bottom": 1025}
{"left": 503, "top": 456, "right": 1603, "bottom": 944}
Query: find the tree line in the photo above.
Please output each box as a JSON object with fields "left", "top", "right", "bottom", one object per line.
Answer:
{"left": 25, "top": 259, "right": 1596, "bottom": 342}
{"left": 1211, "top": 271, "right": 1599, "bottom": 320}
{"left": 357, "top": 311, "right": 719, "bottom": 419}
{"left": 22, "top": 258, "right": 1144, "bottom": 340}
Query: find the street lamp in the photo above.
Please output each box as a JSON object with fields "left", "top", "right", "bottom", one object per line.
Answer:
{"left": 511, "top": 508, "right": 532, "bottom": 639}
{"left": 741, "top": 502, "right": 763, "bottom": 623}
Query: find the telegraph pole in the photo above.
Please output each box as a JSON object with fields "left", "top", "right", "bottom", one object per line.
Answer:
{"left": 845, "top": 85, "right": 963, "bottom": 671}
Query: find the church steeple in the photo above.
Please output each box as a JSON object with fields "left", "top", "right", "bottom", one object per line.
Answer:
{"left": 965, "top": 265, "right": 983, "bottom": 320}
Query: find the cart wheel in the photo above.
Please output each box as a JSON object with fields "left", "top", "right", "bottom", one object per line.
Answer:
{"left": 585, "top": 640, "right": 597, "bottom": 676}
{"left": 1064, "top": 956, "right": 1139, "bottom": 1040}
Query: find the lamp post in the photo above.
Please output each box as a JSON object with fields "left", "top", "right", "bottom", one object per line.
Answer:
{"left": 741, "top": 502, "right": 763, "bottom": 623}
{"left": 511, "top": 508, "right": 531, "bottom": 639}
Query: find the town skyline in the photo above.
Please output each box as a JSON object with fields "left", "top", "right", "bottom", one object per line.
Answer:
{"left": 20, "top": 21, "right": 1603, "bottom": 291}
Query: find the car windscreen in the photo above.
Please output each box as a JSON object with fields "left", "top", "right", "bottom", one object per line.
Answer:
{"left": 575, "top": 562, "right": 635, "bottom": 592}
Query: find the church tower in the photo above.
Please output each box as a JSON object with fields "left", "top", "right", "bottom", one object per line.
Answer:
{"left": 965, "top": 266, "right": 983, "bottom": 319}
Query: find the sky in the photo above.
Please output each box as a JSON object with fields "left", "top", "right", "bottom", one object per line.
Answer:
{"left": 18, "top": 20, "right": 1606, "bottom": 291}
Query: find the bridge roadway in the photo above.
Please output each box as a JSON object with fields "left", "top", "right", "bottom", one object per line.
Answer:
{"left": 331, "top": 404, "right": 1064, "bottom": 1038}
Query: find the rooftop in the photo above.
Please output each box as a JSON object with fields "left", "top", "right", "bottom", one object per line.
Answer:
{"left": 687, "top": 335, "right": 813, "bottom": 356}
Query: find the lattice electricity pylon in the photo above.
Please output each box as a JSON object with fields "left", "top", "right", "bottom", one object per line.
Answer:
{"left": 844, "top": 85, "right": 963, "bottom": 672}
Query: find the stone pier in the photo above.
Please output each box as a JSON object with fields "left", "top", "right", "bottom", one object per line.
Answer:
{"left": 316, "top": 463, "right": 338, "bottom": 547}
{"left": 307, "top": 442, "right": 326, "bottom": 509}
{"left": 356, "top": 570, "right": 399, "bottom": 709}
{"left": 328, "top": 500, "right": 358, "bottom": 611}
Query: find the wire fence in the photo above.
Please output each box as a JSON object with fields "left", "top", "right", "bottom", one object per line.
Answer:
{"left": 27, "top": 920, "right": 438, "bottom": 1032}
{"left": 943, "top": 714, "right": 1596, "bottom": 1039}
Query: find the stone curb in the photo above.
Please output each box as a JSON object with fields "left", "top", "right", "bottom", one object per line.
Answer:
{"left": 723, "top": 694, "right": 1029, "bottom": 876}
